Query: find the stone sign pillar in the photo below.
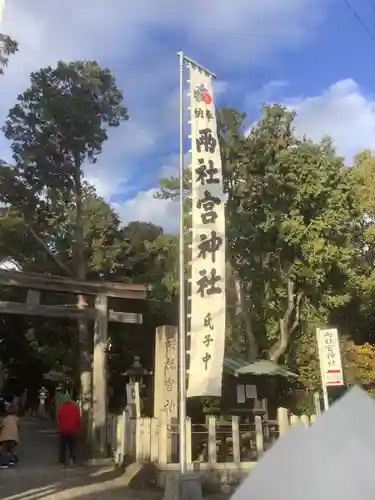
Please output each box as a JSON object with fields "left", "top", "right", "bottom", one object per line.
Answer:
{"left": 154, "top": 325, "right": 178, "bottom": 459}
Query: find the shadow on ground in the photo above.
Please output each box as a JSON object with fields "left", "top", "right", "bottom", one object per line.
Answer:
{"left": 0, "top": 418, "right": 163, "bottom": 500}
{"left": 0, "top": 418, "right": 229, "bottom": 499}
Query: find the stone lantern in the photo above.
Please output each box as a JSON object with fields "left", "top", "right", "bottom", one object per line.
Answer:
{"left": 123, "top": 356, "right": 152, "bottom": 386}
{"left": 122, "top": 357, "right": 152, "bottom": 416}
{"left": 38, "top": 386, "right": 49, "bottom": 417}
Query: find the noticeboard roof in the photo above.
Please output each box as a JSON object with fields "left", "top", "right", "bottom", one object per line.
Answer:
{"left": 224, "top": 355, "right": 299, "bottom": 379}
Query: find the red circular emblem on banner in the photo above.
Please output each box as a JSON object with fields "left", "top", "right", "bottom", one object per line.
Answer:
{"left": 203, "top": 92, "right": 212, "bottom": 105}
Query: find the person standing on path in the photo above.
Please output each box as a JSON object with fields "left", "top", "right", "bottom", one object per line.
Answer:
{"left": 12, "top": 394, "right": 20, "bottom": 414}
{"left": 19, "top": 388, "right": 28, "bottom": 415}
{"left": 57, "top": 393, "right": 81, "bottom": 466}
{"left": 0, "top": 404, "right": 20, "bottom": 467}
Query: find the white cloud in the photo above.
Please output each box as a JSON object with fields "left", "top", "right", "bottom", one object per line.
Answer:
{"left": 83, "top": 122, "right": 156, "bottom": 198}
{"left": 159, "top": 152, "right": 191, "bottom": 179}
{"left": 283, "top": 79, "right": 375, "bottom": 159}
{"left": 114, "top": 188, "right": 178, "bottom": 232}
{"left": 136, "top": 78, "right": 375, "bottom": 229}
{"left": 246, "top": 78, "right": 375, "bottom": 162}
{"left": 0, "top": 0, "right": 330, "bottom": 199}
{"left": 0, "top": 0, "right": 333, "bottom": 229}
{"left": 214, "top": 80, "right": 229, "bottom": 97}
{"left": 246, "top": 80, "right": 290, "bottom": 108}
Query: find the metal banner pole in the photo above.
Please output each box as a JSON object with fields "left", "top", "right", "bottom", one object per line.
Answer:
{"left": 177, "top": 50, "right": 187, "bottom": 475}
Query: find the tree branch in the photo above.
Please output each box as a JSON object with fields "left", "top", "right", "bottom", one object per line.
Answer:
{"left": 268, "top": 279, "right": 303, "bottom": 363}
{"left": 0, "top": 206, "right": 74, "bottom": 277}
{"left": 290, "top": 291, "right": 303, "bottom": 334}
{"left": 26, "top": 224, "right": 74, "bottom": 277}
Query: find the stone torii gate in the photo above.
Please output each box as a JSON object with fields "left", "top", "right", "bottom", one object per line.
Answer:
{"left": 0, "top": 269, "right": 148, "bottom": 456}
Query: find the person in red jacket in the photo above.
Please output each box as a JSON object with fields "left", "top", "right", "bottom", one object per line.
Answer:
{"left": 57, "top": 393, "right": 81, "bottom": 466}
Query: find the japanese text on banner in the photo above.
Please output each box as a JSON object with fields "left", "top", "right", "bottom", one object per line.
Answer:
{"left": 187, "top": 68, "right": 226, "bottom": 398}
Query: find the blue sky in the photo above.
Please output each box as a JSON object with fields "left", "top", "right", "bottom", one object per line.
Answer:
{"left": 1, "top": 0, "right": 375, "bottom": 230}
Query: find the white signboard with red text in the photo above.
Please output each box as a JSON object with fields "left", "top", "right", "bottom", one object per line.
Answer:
{"left": 316, "top": 328, "right": 344, "bottom": 386}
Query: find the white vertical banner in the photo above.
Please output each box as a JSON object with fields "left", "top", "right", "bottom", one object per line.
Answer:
{"left": 187, "top": 65, "right": 226, "bottom": 397}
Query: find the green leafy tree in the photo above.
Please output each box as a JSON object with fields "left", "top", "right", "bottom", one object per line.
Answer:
{"left": 0, "top": 34, "right": 18, "bottom": 74}
{"left": 345, "top": 151, "right": 375, "bottom": 344}
{"left": 225, "top": 105, "right": 360, "bottom": 363}
{"left": 0, "top": 187, "right": 128, "bottom": 398}
{"left": 51, "top": 183, "right": 124, "bottom": 278}
{"left": 111, "top": 221, "right": 179, "bottom": 325}
{"left": 157, "top": 105, "right": 360, "bottom": 367}
{"left": 1, "top": 60, "right": 128, "bottom": 409}
{"left": 0, "top": 206, "right": 176, "bottom": 407}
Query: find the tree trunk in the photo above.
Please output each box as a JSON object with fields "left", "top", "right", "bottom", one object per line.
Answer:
{"left": 73, "top": 161, "right": 92, "bottom": 426}
{"left": 268, "top": 279, "right": 302, "bottom": 363}
{"left": 26, "top": 223, "right": 74, "bottom": 276}
{"left": 227, "top": 260, "right": 258, "bottom": 361}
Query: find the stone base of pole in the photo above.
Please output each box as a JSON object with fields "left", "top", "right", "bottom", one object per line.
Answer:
{"left": 163, "top": 472, "right": 203, "bottom": 500}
